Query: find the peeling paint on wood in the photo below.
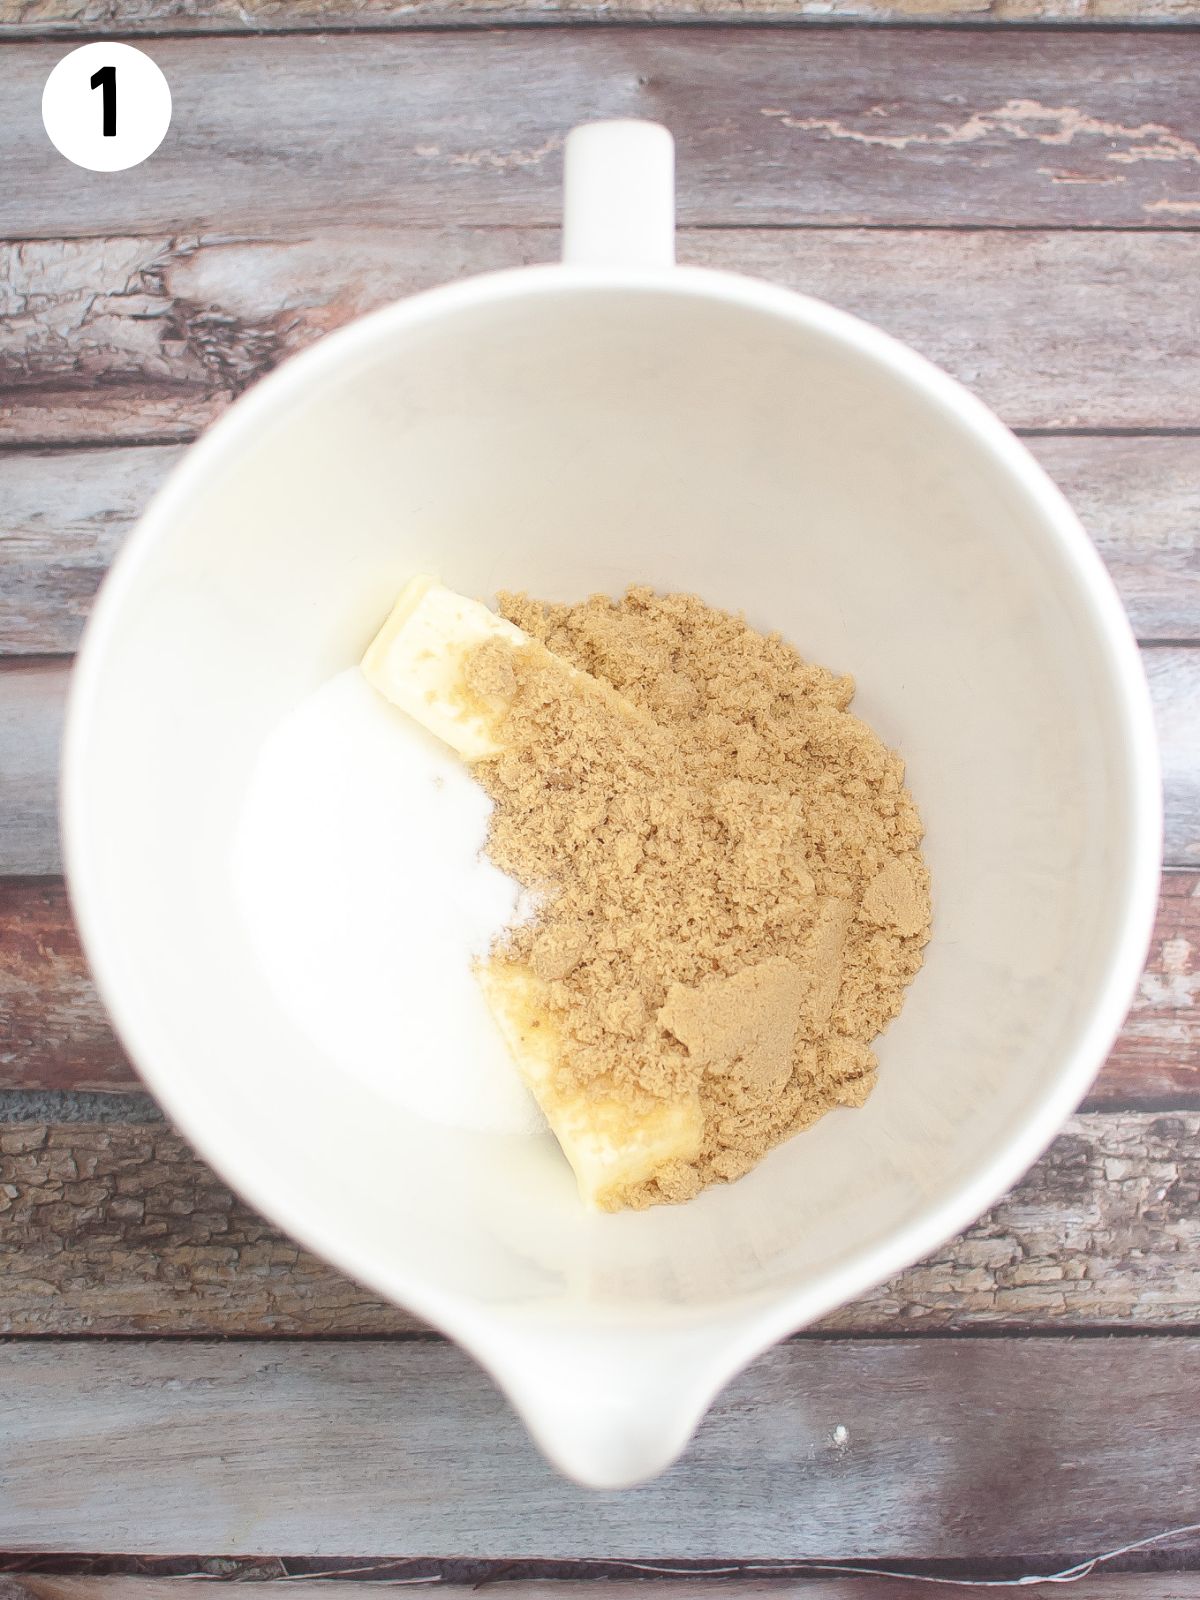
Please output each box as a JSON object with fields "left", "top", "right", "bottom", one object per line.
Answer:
{"left": 759, "top": 97, "right": 1200, "bottom": 164}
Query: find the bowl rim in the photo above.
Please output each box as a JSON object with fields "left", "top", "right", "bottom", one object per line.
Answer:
{"left": 61, "top": 259, "right": 1164, "bottom": 1358}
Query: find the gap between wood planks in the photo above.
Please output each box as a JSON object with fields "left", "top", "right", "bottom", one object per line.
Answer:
{"left": 3, "top": 1570, "right": 1200, "bottom": 1594}
{"left": 127, "top": 14, "right": 1184, "bottom": 31}
{"left": 2, "top": 21, "right": 1200, "bottom": 37}
{"left": 3, "top": 7, "right": 1200, "bottom": 37}
{"left": 5, "top": 226, "right": 1200, "bottom": 245}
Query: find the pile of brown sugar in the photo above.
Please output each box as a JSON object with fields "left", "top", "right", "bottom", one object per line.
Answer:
{"left": 465, "top": 587, "right": 931, "bottom": 1210}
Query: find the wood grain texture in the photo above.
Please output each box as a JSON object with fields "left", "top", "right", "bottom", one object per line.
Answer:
{"left": 3, "top": 433, "right": 1197, "bottom": 654}
{"left": 1115, "top": 869, "right": 1200, "bottom": 1099}
{"left": 0, "top": 661, "right": 66, "bottom": 878}
{"left": 3, "top": 1335, "right": 1200, "bottom": 1555}
{"left": 5, "top": 1584, "right": 1200, "bottom": 1600}
{"left": 5, "top": 34, "right": 1200, "bottom": 239}
{"left": 14, "top": 653, "right": 1197, "bottom": 878}
{"left": 1054, "top": 434, "right": 1200, "bottom": 644}
{"left": 6, "top": 232, "right": 1200, "bottom": 447}
{"left": 1151, "top": 649, "right": 1200, "bottom": 866}
{"left": 0, "top": 446, "right": 183, "bottom": 654}
{"left": 3, "top": 874, "right": 1195, "bottom": 1100}
{"left": 1, "top": 1110, "right": 1197, "bottom": 1335}
{"left": 0, "top": 880, "right": 127, "bottom": 1091}
{"left": 4, "top": 0, "right": 1200, "bottom": 35}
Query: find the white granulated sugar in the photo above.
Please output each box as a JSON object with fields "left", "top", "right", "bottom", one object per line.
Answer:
{"left": 232, "top": 667, "right": 544, "bottom": 1136}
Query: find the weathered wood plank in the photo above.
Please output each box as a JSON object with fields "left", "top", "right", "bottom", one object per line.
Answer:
{"left": 0, "top": 1118, "right": 415, "bottom": 1335}
{"left": 1115, "top": 868, "right": 1200, "bottom": 1099}
{"left": 4, "top": 874, "right": 1194, "bottom": 1100}
{"left": 1041, "top": 435, "right": 1200, "bottom": 644}
{"left": 3, "top": 435, "right": 1195, "bottom": 654}
{"left": 0, "top": 1111, "right": 1196, "bottom": 1335}
{"left": 0, "top": 880, "right": 127, "bottom": 1091}
{"left": 1, "top": 648, "right": 1191, "bottom": 876}
{"left": 3, "top": 1335, "right": 1199, "bottom": 1554}
{"left": 0, "top": 661, "right": 65, "bottom": 878}
{"left": 1150, "top": 649, "right": 1200, "bottom": 867}
{"left": 6, "top": 232, "right": 1200, "bottom": 447}
{"left": 4, "top": 0, "right": 1200, "bottom": 36}
{"left": 0, "top": 446, "right": 183, "bottom": 654}
{"left": 0, "top": 387, "right": 214, "bottom": 447}
{"left": 5, "top": 34, "right": 1200, "bottom": 239}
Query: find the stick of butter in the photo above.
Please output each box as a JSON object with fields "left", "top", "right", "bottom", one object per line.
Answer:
{"left": 361, "top": 574, "right": 530, "bottom": 762}
{"left": 361, "top": 577, "right": 703, "bottom": 1209}
{"left": 479, "top": 959, "right": 703, "bottom": 1212}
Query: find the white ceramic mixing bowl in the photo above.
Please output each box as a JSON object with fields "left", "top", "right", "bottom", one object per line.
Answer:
{"left": 62, "top": 122, "right": 1161, "bottom": 1489}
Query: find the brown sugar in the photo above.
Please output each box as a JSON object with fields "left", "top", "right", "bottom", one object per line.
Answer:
{"left": 470, "top": 587, "right": 931, "bottom": 1210}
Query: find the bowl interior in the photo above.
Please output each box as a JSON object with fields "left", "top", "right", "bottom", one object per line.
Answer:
{"left": 66, "top": 274, "right": 1148, "bottom": 1332}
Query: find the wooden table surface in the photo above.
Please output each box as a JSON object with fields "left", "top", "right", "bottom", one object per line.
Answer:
{"left": 2, "top": 0, "right": 1200, "bottom": 1581}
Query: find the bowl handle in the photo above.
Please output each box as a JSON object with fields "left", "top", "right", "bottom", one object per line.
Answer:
{"left": 471, "top": 1318, "right": 746, "bottom": 1489}
{"left": 562, "top": 119, "right": 676, "bottom": 271}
